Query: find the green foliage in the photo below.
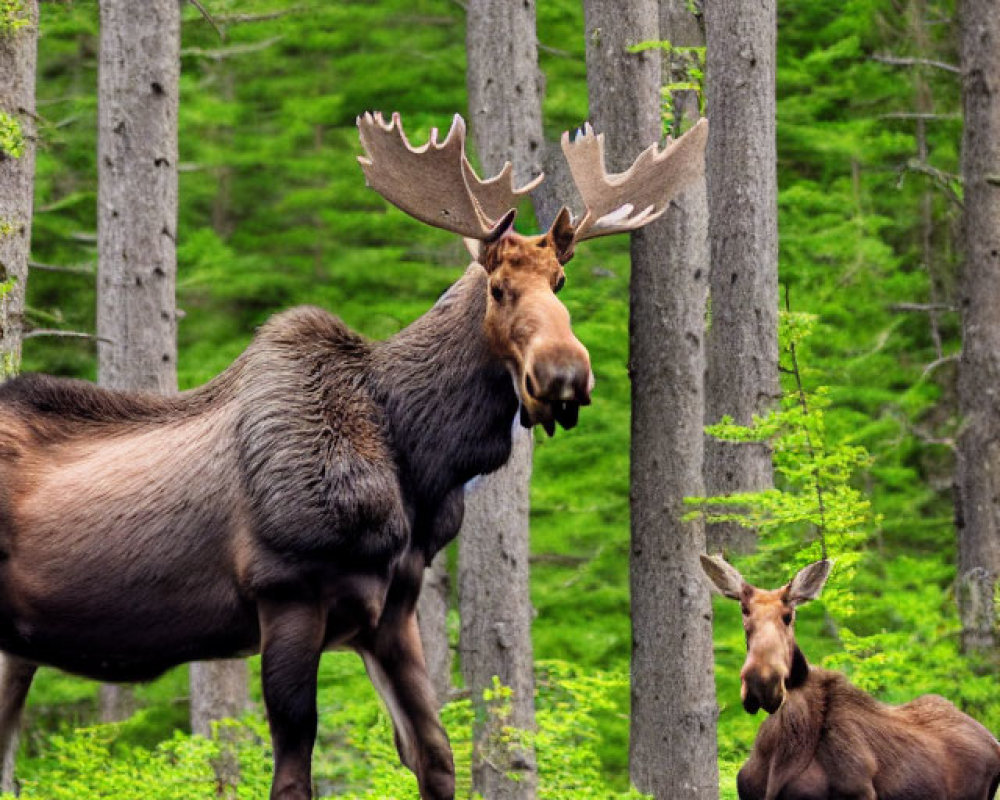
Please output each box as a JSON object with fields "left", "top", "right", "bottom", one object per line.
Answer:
{"left": 0, "top": 111, "right": 25, "bottom": 159}
{"left": 626, "top": 38, "right": 706, "bottom": 133}
{"left": 10, "top": 721, "right": 270, "bottom": 799}
{"left": 13, "top": 659, "right": 650, "bottom": 799}
{"left": 688, "top": 310, "right": 876, "bottom": 619}
{"left": 0, "top": 0, "right": 28, "bottom": 34}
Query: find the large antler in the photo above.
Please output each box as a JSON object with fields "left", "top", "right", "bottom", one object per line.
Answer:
{"left": 357, "top": 111, "right": 542, "bottom": 240}
{"left": 560, "top": 117, "right": 709, "bottom": 243}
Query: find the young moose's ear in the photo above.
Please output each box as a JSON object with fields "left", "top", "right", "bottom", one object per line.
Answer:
{"left": 699, "top": 554, "right": 745, "bottom": 600}
{"left": 548, "top": 206, "right": 576, "bottom": 265}
{"left": 787, "top": 559, "right": 833, "bottom": 606}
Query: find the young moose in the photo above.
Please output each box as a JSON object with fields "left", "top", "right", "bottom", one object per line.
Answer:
{"left": 701, "top": 555, "right": 1000, "bottom": 800}
{"left": 0, "top": 112, "right": 707, "bottom": 800}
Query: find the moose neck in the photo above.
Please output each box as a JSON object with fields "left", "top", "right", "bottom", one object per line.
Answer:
{"left": 372, "top": 264, "right": 519, "bottom": 508}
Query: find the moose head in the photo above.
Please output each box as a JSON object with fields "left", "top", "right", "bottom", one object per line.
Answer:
{"left": 357, "top": 112, "right": 708, "bottom": 435}
{"left": 700, "top": 555, "right": 833, "bottom": 715}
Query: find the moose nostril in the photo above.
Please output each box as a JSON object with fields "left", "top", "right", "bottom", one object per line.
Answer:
{"left": 524, "top": 373, "right": 538, "bottom": 400}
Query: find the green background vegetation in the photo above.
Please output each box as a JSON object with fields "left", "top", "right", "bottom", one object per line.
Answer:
{"left": 11, "top": 0, "right": 997, "bottom": 796}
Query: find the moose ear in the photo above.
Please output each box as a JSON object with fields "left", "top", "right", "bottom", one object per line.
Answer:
{"left": 787, "top": 559, "right": 833, "bottom": 606}
{"left": 699, "top": 554, "right": 745, "bottom": 600}
{"left": 548, "top": 206, "right": 576, "bottom": 265}
{"left": 478, "top": 209, "right": 517, "bottom": 274}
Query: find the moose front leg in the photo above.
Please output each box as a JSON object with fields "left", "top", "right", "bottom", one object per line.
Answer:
{"left": 362, "top": 610, "right": 455, "bottom": 800}
{"left": 259, "top": 599, "right": 327, "bottom": 800}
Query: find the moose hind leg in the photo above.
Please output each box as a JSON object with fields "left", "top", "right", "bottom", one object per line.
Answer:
{"left": 259, "top": 600, "right": 327, "bottom": 800}
{"left": 0, "top": 655, "right": 37, "bottom": 795}
{"left": 362, "top": 611, "right": 454, "bottom": 800}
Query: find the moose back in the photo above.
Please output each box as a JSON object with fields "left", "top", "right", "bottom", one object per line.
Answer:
{"left": 0, "top": 112, "right": 707, "bottom": 800}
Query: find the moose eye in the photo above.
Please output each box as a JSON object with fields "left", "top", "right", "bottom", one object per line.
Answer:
{"left": 554, "top": 274, "right": 566, "bottom": 293}
{"left": 782, "top": 612, "right": 793, "bottom": 626}
{"left": 490, "top": 284, "right": 504, "bottom": 303}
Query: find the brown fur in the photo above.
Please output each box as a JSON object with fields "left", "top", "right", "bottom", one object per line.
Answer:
{"left": 702, "top": 558, "right": 1000, "bottom": 800}
{"left": 739, "top": 665, "right": 1000, "bottom": 800}
{"left": 0, "top": 249, "right": 591, "bottom": 800}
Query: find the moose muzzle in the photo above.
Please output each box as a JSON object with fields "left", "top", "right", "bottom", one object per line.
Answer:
{"left": 519, "top": 340, "right": 593, "bottom": 437}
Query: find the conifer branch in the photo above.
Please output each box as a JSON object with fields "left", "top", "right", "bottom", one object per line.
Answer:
{"left": 784, "top": 285, "right": 828, "bottom": 560}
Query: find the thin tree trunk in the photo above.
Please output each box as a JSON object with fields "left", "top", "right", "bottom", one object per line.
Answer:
{"left": 703, "top": 0, "right": 780, "bottom": 554}
{"left": 459, "top": 9, "right": 548, "bottom": 797}
{"left": 0, "top": 3, "right": 38, "bottom": 791}
{"left": 97, "top": 0, "right": 184, "bottom": 723}
{"left": 583, "top": 0, "right": 718, "bottom": 795}
{"left": 458, "top": 432, "right": 536, "bottom": 798}
{"left": 0, "top": 0, "right": 38, "bottom": 378}
{"left": 417, "top": 551, "right": 452, "bottom": 706}
{"left": 955, "top": 0, "right": 1000, "bottom": 654}
{"left": 97, "top": 0, "right": 180, "bottom": 395}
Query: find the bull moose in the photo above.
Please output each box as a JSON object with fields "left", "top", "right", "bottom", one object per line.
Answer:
{"left": 0, "top": 112, "right": 708, "bottom": 800}
{"left": 701, "top": 554, "right": 1000, "bottom": 800}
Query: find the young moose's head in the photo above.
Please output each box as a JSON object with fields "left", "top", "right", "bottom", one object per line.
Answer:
{"left": 700, "top": 555, "right": 832, "bottom": 715}
{"left": 357, "top": 111, "right": 708, "bottom": 435}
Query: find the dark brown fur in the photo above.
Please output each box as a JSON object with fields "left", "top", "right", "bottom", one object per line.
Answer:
{"left": 0, "top": 257, "right": 588, "bottom": 800}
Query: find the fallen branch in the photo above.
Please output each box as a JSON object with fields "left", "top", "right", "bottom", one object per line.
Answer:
{"left": 879, "top": 112, "right": 960, "bottom": 121}
{"left": 181, "top": 36, "right": 283, "bottom": 62}
{"left": 214, "top": 8, "right": 304, "bottom": 25}
{"left": 898, "top": 159, "right": 964, "bottom": 209}
{"left": 921, "top": 351, "right": 960, "bottom": 379}
{"left": 29, "top": 259, "right": 94, "bottom": 275}
{"left": 873, "top": 53, "right": 960, "bottom": 74}
{"left": 24, "top": 329, "right": 110, "bottom": 344}
{"left": 888, "top": 302, "right": 955, "bottom": 313}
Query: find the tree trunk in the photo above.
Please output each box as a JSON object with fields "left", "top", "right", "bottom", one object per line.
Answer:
{"left": 97, "top": 0, "right": 247, "bottom": 729}
{"left": 0, "top": 0, "right": 38, "bottom": 378}
{"left": 458, "top": 5, "right": 548, "bottom": 796}
{"left": 458, "top": 432, "right": 536, "bottom": 799}
{"left": 97, "top": 0, "right": 183, "bottom": 723}
{"left": 97, "top": 0, "right": 180, "bottom": 395}
{"left": 583, "top": 1, "right": 718, "bottom": 796}
{"left": 0, "top": 3, "right": 38, "bottom": 790}
{"left": 703, "top": 0, "right": 780, "bottom": 554}
{"left": 955, "top": 0, "right": 1000, "bottom": 654}
{"left": 417, "top": 551, "right": 452, "bottom": 706}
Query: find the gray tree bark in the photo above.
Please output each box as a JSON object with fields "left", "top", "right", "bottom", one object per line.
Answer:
{"left": 97, "top": 0, "right": 182, "bottom": 723}
{"left": 417, "top": 550, "right": 452, "bottom": 706}
{"left": 955, "top": 0, "right": 1000, "bottom": 654}
{"left": 97, "top": 0, "right": 248, "bottom": 728}
{"left": 0, "top": 4, "right": 38, "bottom": 791}
{"left": 458, "top": 10, "right": 547, "bottom": 798}
{"left": 97, "top": 0, "right": 180, "bottom": 395}
{"left": 583, "top": 1, "right": 718, "bottom": 796}
{"left": 0, "top": 0, "right": 37, "bottom": 377}
{"left": 703, "top": 0, "right": 780, "bottom": 554}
